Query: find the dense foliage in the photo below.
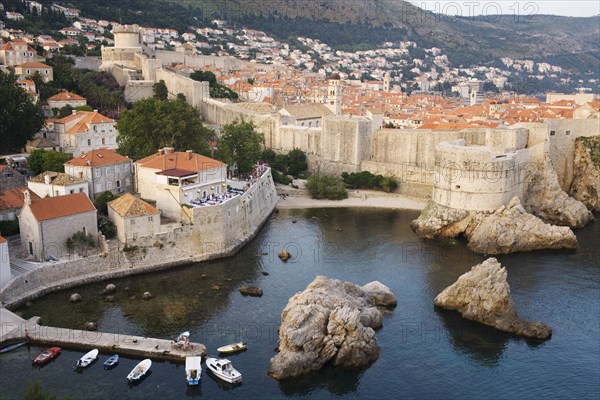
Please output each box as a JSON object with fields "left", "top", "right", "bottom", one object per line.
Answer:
{"left": 0, "top": 220, "right": 20, "bottom": 236}
{"left": 190, "top": 71, "right": 238, "bottom": 100}
{"left": 0, "top": 71, "right": 44, "bottom": 154}
{"left": 95, "top": 191, "right": 119, "bottom": 215}
{"left": 153, "top": 80, "right": 168, "bottom": 100}
{"left": 218, "top": 120, "right": 264, "bottom": 174}
{"left": 261, "top": 148, "right": 308, "bottom": 178}
{"left": 116, "top": 97, "right": 210, "bottom": 160}
{"left": 27, "top": 149, "right": 73, "bottom": 176}
{"left": 66, "top": 230, "right": 96, "bottom": 255}
{"left": 98, "top": 217, "right": 117, "bottom": 239}
{"left": 306, "top": 174, "right": 348, "bottom": 200}
{"left": 342, "top": 171, "right": 398, "bottom": 193}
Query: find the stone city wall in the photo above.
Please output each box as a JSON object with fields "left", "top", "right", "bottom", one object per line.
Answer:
{"left": 0, "top": 170, "right": 278, "bottom": 309}
{"left": 154, "top": 68, "right": 209, "bottom": 108}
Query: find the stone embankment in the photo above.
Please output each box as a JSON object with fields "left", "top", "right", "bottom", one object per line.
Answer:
{"left": 268, "top": 276, "right": 396, "bottom": 380}
{"left": 569, "top": 137, "right": 600, "bottom": 212}
{"left": 434, "top": 258, "right": 552, "bottom": 339}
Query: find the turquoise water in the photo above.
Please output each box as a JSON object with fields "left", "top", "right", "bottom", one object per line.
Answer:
{"left": 1, "top": 208, "right": 599, "bottom": 399}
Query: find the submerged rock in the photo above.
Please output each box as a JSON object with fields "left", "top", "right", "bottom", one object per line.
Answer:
{"left": 100, "top": 283, "right": 117, "bottom": 295}
{"left": 465, "top": 197, "right": 578, "bottom": 254}
{"left": 268, "top": 276, "right": 396, "bottom": 380}
{"left": 69, "top": 293, "right": 82, "bottom": 303}
{"left": 434, "top": 258, "right": 552, "bottom": 339}
{"left": 278, "top": 250, "right": 291, "bottom": 262}
{"left": 142, "top": 292, "right": 154, "bottom": 300}
{"left": 239, "top": 286, "right": 263, "bottom": 297}
{"left": 84, "top": 322, "right": 97, "bottom": 331}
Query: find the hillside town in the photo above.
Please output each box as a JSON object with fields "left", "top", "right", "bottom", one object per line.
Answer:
{"left": 0, "top": 1, "right": 599, "bottom": 399}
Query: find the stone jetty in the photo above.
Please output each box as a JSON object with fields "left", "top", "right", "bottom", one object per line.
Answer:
{"left": 0, "top": 307, "right": 205, "bottom": 362}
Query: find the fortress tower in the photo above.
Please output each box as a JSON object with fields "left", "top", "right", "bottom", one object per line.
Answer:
{"left": 100, "top": 24, "right": 143, "bottom": 71}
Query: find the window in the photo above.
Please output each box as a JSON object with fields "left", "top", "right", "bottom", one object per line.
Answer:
{"left": 55, "top": 190, "right": 59, "bottom": 196}
{"left": 87, "top": 139, "right": 91, "bottom": 146}
{"left": 93, "top": 126, "right": 97, "bottom": 132}
{"left": 102, "top": 138, "right": 105, "bottom": 145}
{"left": 148, "top": 216, "right": 153, "bottom": 222}
{"left": 79, "top": 188, "right": 84, "bottom": 193}
{"left": 550, "top": 130, "right": 556, "bottom": 136}
{"left": 95, "top": 169, "right": 101, "bottom": 177}
{"left": 116, "top": 180, "right": 121, "bottom": 188}
{"left": 83, "top": 226, "right": 87, "bottom": 235}
{"left": 70, "top": 189, "right": 74, "bottom": 194}
{"left": 107, "top": 181, "right": 112, "bottom": 190}
{"left": 566, "top": 130, "right": 571, "bottom": 135}
{"left": 131, "top": 219, "right": 135, "bottom": 225}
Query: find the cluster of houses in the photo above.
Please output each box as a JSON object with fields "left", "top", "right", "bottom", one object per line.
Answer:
{"left": 0, "top": 146, "right": 231, "bottom": 268}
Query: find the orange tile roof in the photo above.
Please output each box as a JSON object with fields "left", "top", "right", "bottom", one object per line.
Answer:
{"left": 28, "top": 192, "right": 96, "bottom": 221}
{"left": 56, "top": 111, "right": 113, "bottom": 125}
{"left": 0, "top": 42, "right": 14, "bottom": 51}
{"left": 48, "top": 91, "right": 86, "bottom": 101}
{"left": 0, "top": 188, "right": 40, "bottom": 211}
{"left": 65, "top": 149, "right": 132, "bottom": 167}
{"left": 137, "top": 149, "right": 224, "bottom": 172}
{"left": 0, "top": 236, "right": 6, "bottom": 244}
{"left": 17, "top": 62, "right": 51, "bottom": 68}
{"left": 108, "top": 193, "right": 159, "bottom": 218}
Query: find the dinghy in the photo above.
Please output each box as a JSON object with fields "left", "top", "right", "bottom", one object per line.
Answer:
{"left": 0, "top": 342, "right": 26, "bottom": 354}
{"left": 185, "top": 356, "right": 202, "bottom": 385}
{"left": 103, "top": 354, "right": 119, "bottom": 369}
{"left": 205, "top": 357, "right": 242, "bottom": 384}
{"left": 32, "top": 347, "right": 61, "bottom": 365}
{"left": 127, "top": 359, "right": 152, "bottom": 382}
{"left": 217, "top": 342, "right": 247, "bottom": 354}
{"left": 74, "top": 349, "right": 98, "bottom": 369}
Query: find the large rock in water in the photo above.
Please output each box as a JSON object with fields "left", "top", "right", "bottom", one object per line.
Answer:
{"left": 465, "top": 197, "right": 578, "bottom": 254}
{"left": 434, "top": 258, "right": 552, "bottom": 339}
{"left": 570, "top": 137, "right": 600, "bottom": 212}
{"left": 268, "top": 276, "right": 396, "bottom": 380}
{"left": 410, "top": 201, "right": 472, "bottom": 239}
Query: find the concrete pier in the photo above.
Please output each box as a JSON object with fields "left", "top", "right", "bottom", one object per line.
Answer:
{"left": 0, "top": 308, "right": 206, "bottom": 362}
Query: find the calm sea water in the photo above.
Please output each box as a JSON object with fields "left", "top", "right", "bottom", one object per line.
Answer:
{"left": 1, "top": 208, "right": 598, "bottom": 400}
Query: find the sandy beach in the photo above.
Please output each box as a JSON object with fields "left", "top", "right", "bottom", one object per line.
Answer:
{"left": 275, "top": 187, "right": 427, "bottom": 211}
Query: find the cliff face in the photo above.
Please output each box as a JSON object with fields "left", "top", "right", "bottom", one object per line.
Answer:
{"left": 268, "top": 276, "right": 396, "bottom": 380}
{"left": 524, "top": 156, "right": 593, "bottom": 228}
{"left": 570, "top": 137, "right": 600, "bottom": 212}
{"left": 434, "top": 258, "right": 552, "bottom": 339}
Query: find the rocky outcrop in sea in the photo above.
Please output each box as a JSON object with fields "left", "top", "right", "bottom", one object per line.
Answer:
{"left": 434, "top": 258, "right": 552, "bottom": 339}
{"left": 268, "top": 276, "right": 396, "bottom": 380}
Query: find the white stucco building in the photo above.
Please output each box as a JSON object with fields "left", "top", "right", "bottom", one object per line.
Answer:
{"left": 52, "top": 110, "right": 118, "bottom": 156}
{"left": 27, "top": 171, "right": 89, "bottom": 198}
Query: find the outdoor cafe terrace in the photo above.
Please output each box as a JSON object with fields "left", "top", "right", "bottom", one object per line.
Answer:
{"left": 183, "top": 163, "right": 271, "bottom": 208}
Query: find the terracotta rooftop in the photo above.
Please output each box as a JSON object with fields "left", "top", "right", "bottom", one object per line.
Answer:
{"left": 27, "top": 191, "right": 96, "bottom": 221}
{"left": 108, "top": 193, "right": 159, "bottom": 218}
{"left": 0, "top": 236, "right": 6, "bottom": 244}
{"left": 65, "top": 149, "right": 132, "bottom": 167}
{"left": 0, "top": 188, "right": 40, "bottom": 211}
{"left": 17, "top": 62, "right": 51, "bottom": 68}
{"left": 29, "top": 171, "right": 86, "bottom": 185}
{"left": 137, "top": 149, "right": 224, "bottom": 172}
{"left": 48, "top": 91, "right": 86, "bottom": 102}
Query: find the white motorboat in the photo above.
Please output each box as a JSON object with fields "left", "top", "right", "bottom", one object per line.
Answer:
{"left": 127, "top": 359, "right": 152, "bottom": 382}
{"left": 205, "top": 357, "right": 242, "bottom": 384}
{"left": 74, "top": 349, "right": 98, "bottom": 369}
{"left": 217, "top": 342, "right": 247, "bottom": 354}
{"left": 185, "top": 356, "right": 202, "bottom": 385}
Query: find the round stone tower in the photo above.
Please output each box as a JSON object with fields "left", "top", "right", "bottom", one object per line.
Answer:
{"left": 113, "top": 24, "right": 141, "bottom": 48}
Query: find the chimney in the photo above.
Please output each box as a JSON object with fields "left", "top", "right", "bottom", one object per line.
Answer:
{"left": 72, "top": 110, "right": 77, "bottom": 115}
{"left": 24, "top": 190, "right": 31, "bottom": 205}
{"left": 44, "top": 174, "right": 51, "bottom": 185}
{"left": 186, "top": 149, "right": 192, "bottom": 159}
{"left": 158, "top": 149, "right": 164, "bottom": 156}
{"left": 166, "top": 147, "right": 174, "bottom": 154}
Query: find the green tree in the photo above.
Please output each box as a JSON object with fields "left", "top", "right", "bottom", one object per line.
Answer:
{"left": 0, "top": 70, "right": 44, "bottom": 153}
{"left": 98, "top": 216, "right": 116, "bottom": 239}
{"left": 306, "top": 174, "right": 348, "bottom": 200}
{"left": 116, "top": 97, "right": 210, "bottom": 160}
{"left": 27, "top": 149, "right": 73, "bottom": 176}
{"left": 66, "top": 230, "right": 96, "bottom": 256}
{"left": 286, "top": 149, "right": 308, "bottom": 177}
{"left": 95, "top": 191, "right": 118, "bottom": 215}
{"left": 56, "top": 104, "right": 74, "bottom": 118}
{"left": 153, "top": 79, "right": 168, "bottom": 100}
{"left": 218, "top": 120, "right": 264, "bottom": 174}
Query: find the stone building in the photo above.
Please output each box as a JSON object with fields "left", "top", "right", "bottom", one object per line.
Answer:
{"left": 27, "top": 171, "right": 89, "bottom": 198}
{"left": 51, "top": 110, "right": 118, "bottom": 156}
{"left": 14, "top": 62, "right": 53, "bottom": 82}
{"left": 0, "top": 39, "right": 38, "bottom": 67}
{"left": 64, "top": 149, "right": 133, "bottom": 198}
{"left": 47, "top": 91, "right": 87, "bottom": 110}
{"left": 19, "top": 191, "right": 98, "bottom": 261}
{"left": 107, "top": 193, "right": 160, "bottom": 243}
{"left": 135, "top": 148, "right": 226, "bottom": 220}
{"left": 0, "top": 187, "right": 40, "bottom": 222}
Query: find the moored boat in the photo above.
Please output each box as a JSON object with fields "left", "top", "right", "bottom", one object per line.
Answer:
{"left": 0, "top": 342, "right": 26, "bottom": 354}
{"left": 176, "top": 331, "right": 191, "bottom": 350}
{"left": 185, "top": 356, "right": 202, "bottom": 385}
{"left": 32, "top": 347, "right": 61, "bottom": 365}
{"left": 127, "top": 359, "right": 152, "bottom": 382}
{"left": 103, "top": 354, "right": 119, "bottom": 369}
{"left": 217, "top": 342, "right": 247, "bottom": 354}
{"left": 74, "top": 349, "right": 98, "bottom": 369}
{"left": 205, "top": 357, "right": 242, "bottom": 384}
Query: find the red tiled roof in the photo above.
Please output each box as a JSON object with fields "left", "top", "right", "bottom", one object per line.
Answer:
{"left": 48, "top": 91, "right": 86, "bottom": 102}
{"left": 16, "top": 62, "right": 51, "bottom": 68}
{"left": 0, "top": 236, "right": 6, "bottom": 244}
{"left": 65, "top": 149, "right": 131, "bottom": 167}
{"left": 28, "top": 192, "right": 96, "bottom": 221}
{"left": 0, "top": 188, "right": 40, "bottom": 211}
{"left": 137, "top": 149, "right": 224, "bottom": 172}
{"left": 108, "top": 193, "right": 159, "bottom": 218}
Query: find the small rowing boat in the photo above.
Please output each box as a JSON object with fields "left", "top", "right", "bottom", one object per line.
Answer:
{"left": 127, "top": 359, "right": 152, "bottom": 382}
{"left": 103, "top": 354, "right": 119, "bottom": 369}
{"left": 217, "top": 342, "right": 247, "bottom": 354}
{"left": 0, "top": 342, "right": 26, "bottom": 354}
